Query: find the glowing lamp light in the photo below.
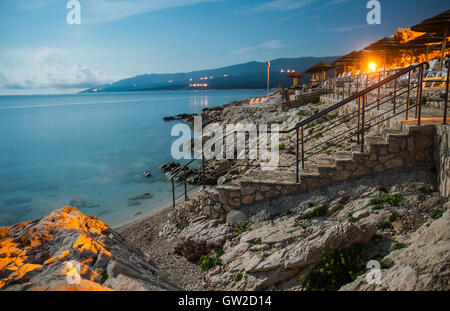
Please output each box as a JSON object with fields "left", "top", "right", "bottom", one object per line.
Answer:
{"left": 368, "top": 62, "right": 377, "bottom": 72}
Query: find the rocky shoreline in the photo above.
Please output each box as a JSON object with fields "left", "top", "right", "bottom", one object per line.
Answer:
{"left": 1, "top": 92, "right": 448, "bottom": 291}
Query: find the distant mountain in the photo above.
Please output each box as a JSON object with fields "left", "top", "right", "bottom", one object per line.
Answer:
{"left": 80, "top": 56, "right": 339, "bottom": 93}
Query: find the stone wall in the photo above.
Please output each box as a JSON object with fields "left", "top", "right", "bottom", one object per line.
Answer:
{"left": 434, "top": 125, "right": 450, "bottom": 198}
{"left": 173, "top": 125, "right": 437, "bottom": 225}
{"left": 281, "top": 90, "right": 327, "bottom": 111}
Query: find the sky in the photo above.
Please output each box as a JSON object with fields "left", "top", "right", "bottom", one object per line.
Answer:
{"left": 0, "top": 0, "right": 448, "bottom": 94}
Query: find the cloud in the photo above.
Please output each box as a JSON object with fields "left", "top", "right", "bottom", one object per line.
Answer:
{"left": 84, "top": 0, "right": 221, "bottom": 23}
{"left": 253, "top": 0, "right": 319, "bottom": 12}
{"left": 0, "top": 47, "right": 117, "bottom": 90}
{"left": 17, "top": 0, "right": 221, "bottom": 23}
{"left": 318, "top": 24, "right": 370, "bottom": 33}
{"left": 230, "top": 40, "right": 285, "bottom": 56}
{"left": 326, "top": 0, "right": 352, "bottom": 5}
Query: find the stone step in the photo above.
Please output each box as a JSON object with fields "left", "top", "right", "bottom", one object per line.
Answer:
{"left": 318, "top": 157, "right": 336, "bottom": 168}
{"left": 365, "top": 136, "right": 387, "bottom": 146}
{"left": 335, "top": 151, "right": 352, "bottom": 160}
{"left": 381, "top": 128, "right": 404, "bottom": 138}
{"left": 351, "top": 144, "right": 368, "bottom": 153}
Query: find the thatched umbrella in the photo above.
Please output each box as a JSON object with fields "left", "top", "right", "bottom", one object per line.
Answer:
{"left": 411, "top": 10, "right": 450, "bottom": 69}
{"left": 287, "top": 71, "right": 303, "bottom": 87}
{"left": 364, "top": 37, "right": 411, "bottom": 68}
{"left": 305, "top": 62, "right": 335, "bottom": 86}
{"left": 405, "top": 33, "right": 446, "bottom": 61}
{"left": 330, "top": 51, "right": 359, "bottom": 72}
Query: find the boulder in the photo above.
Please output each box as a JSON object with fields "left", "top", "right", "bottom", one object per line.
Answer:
{"left": 0, "top": 206, "right": 178, "bottom": 291}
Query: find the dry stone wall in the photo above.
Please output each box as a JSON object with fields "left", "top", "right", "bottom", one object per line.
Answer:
{"left": 173, "top": 125, "right": 437, "bottom": 225}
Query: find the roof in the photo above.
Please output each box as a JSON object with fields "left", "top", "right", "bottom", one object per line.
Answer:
{"left": 411, "top": 10, "right": 450, "bottom": 35}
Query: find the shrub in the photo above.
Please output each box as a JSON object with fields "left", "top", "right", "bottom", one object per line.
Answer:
{"left": 348, "top": 215, "right": 356, "bottom": 223}
{"left": 234, "top": 273, "right": 243, "bottom": 282}
{"left": 366, "top": 194, "right": 403, "bottom": 208}
{"left": 297, "top": 110, "right": 308, "bottom": 116}
{"left": 278, "top": 143, "right": 286, "bottom": 150}
{"left": 303, "top": 244, "right": 365, "bottom": 291}
{"left": 236, "top": 221, "right": 250, "bottom": 234}
{"left": 431, "top": 207, "right": 445, "bottom": 219}
{"left": 197, "top": 249, "right": 224, "bottom": 271}
{"left": 301, "top": 205, "right": 328, "bottom": 219}
{"left": 390, "top": 242, "right": 408, "bottom": 252}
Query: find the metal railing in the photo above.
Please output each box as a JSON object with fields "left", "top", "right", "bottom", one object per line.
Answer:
{"left": 169, "top": 60, "right": 450, "bottom": 207}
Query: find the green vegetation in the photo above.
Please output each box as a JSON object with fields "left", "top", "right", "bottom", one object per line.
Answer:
{"left": 431, "top": 207, "right": 446, "bottom": 219}
{"left": 366, "top": 194, "right": 403, "bottom": 208}
{"left": 198, "top": 249, "right": 224, "bottom": 271}
{"left": 379, "top": 257, "right": 395, "bottom": 269}
{"left": 297, "top": 110, "right": 308, "bottom": 116}
{"left": 371, "top": 205, "right": 384, "bottom": 211}
{"left": 261, "top": 252, "right": 271, "bottom": 258}
{"left": 347, "top": 215, "right": 356, "bottom": 223}
{"left": 390, "top": 242, "right": 408, "bottom": 252}
{"left": 303, "top": 244, "right": 365, "bottom": 291}
{"left": 233, "top": 273, "right": 243, "bottom": 282}
{"left": 278, "top": 143, "right": 286, "bottom": 150}
{"left": 236, "top": 220, "right": 250, "bottom": 234}
{"left": 282, "top": 210, "right": 293, "bottom": 216}
{"left": 301, "top": 205, "right": 328, "bottom": 219}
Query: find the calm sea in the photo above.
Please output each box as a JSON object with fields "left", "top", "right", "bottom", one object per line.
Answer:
{"left": 0, "top": 90, "right": 261, "bottom": 227}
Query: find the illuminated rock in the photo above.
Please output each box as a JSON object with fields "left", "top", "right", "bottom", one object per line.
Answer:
{"left": 0, "top": 206, "right": 178, "bottom": 291}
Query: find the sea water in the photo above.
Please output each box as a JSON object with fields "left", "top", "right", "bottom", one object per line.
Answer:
{"left": 0, "top": 90, "right": 261, "bottom": 226}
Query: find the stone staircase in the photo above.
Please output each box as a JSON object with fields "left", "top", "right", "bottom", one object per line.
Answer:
{"left": 176, "top": 124, "right": 436, "bottom": 222}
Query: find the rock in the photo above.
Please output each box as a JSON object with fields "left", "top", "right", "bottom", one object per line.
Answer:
{"left": 0, "top": 206, "right": 178, "bottom": 291}
{"left": 206, "top": 216, "right": 376, "bottom": 290}
{"left": 226, "top": 210, "right": 247, "bottom": 227}
{"left": 128, "top": 193, "right": 152, "bottom": 201}
{"left": 353, "top": 209, "right": 370, "bottom": 220}
{"left": 340, "top": 209, "right": 450, "bottom": 291}
{"left": 174, "top": 219, "right": 235, "bottom": 261}
{"left": 143, "top": 171, "right": 151, "bottom": 177}
{"left": 69, "top": 197, "right": 87, "bottom": 209}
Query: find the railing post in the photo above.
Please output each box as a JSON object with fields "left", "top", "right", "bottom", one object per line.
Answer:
{"left": 356, "top": 75, "right": 359, "bottom": 93}
{"left": 377, "top": 71, "right": 381, "bottom": 110}
{"left": 171, "top": 178, "right": 175, "bottom": 208}
{"left": 301, "top": 125, "right": 305, "bottom": 170}
{"left": 406, "top": 70, "right": 411, "bottom": 120}
{"left": 361, "top": 94, "right": 366, "bottom": 152}
{"left": 184, "top": 171, "right": 188, "bottom": 201}
{"left": 444, "top": 59, "right": 449, "bottom": 125}
{"left": 202, "top": 151, "right": 206, "bottom": 190}
{"left": 393, "top": 71, "right": 397, "bottom": 115}
{"left": 296, "top": 128, "right": 299, "bottom": 183}
{"left": 357, "top": 96, "right": 361, "bottom": 144}
{"left": 417, "top": 65, "right": 424, "bottom": 125}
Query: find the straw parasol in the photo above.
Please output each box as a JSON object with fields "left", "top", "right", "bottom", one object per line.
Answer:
{"left": 305, "top": 62, "right": 335, "bottom": 86}
{"left": 287, "top": 71, "right": 303, "bottom": 87}
{"left": 411, "top": 10, "right": 450, "bottom": 69}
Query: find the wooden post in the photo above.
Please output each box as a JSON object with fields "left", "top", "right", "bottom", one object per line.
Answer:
{"left": 444, "top": 58, "right": 449, "bottom": 125}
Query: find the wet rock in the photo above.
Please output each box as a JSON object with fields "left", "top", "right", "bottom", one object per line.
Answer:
{"left": 128, "top": 193, "right": 152, "bottom": 201}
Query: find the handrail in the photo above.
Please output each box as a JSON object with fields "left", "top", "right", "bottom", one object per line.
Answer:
{"left": 284, "top": 63, "right": 427, "bottom": 133}
{"left": 169, "top": 61, "right": 442, "bottom": 207}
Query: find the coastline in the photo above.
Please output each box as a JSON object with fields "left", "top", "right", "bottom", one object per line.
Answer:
{"left": 115, "top": 193, "right": 205, "bottom": 290}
